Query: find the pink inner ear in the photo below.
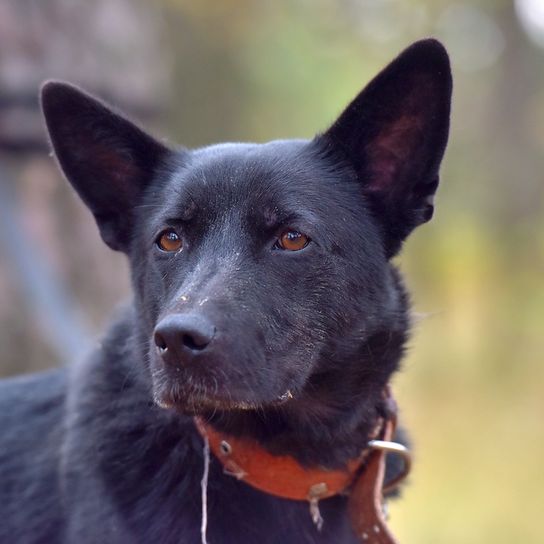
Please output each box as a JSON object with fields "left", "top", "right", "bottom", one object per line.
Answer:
{"left": 97, "top": 147, "right": 139, "bottom": 186}
{"left": 80, "top": 133, "right": 141, "bottom": 199}
{"left": 365, "top": 114, "right": 423, "bottom": 192}
{"left": 73, "top": 129, "right": 141, "bottom": 196}
{"left": 364, "top": 73, "right": 438, "bottom": 194}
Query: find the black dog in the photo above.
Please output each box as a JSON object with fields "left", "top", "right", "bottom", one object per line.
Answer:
{"left": 0, "top": 39, "right": 451, "bottom": 543}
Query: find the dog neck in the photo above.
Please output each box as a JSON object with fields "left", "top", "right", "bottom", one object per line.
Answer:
{"left": 194, "top": 387, "right": 404, "bottom": 543}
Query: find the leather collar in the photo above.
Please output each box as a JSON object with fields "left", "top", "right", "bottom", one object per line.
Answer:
{"left": 194, "top": 389, "right": 408, "bottom": 543}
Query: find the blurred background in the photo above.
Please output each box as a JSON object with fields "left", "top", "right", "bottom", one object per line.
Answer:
{"left": 0, "top": 0, "right": 542, "bottom": 542}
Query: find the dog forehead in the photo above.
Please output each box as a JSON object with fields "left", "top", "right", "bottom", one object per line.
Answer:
{"left": 167, "top": 140, "right": 316, "bottom": 213}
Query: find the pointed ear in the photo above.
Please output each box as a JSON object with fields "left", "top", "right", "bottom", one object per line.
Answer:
{"left": 319, "top": 39, "right": 452, "bottom": 257}
{"left": 40, "top": 81, "right": 171, "bottom": 252}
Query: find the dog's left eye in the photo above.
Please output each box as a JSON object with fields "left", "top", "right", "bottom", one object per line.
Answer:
{"left": 156, "top": 229, "right": 183, "bottom": 252}
{"left": 275, "top": 230, "right": 310, "bottom": 251}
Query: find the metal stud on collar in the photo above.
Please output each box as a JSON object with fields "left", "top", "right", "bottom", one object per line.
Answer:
{"left": 220, "top": 440, "right": 232, "bottom": 455}
{"left": 367, "top": 439, "right": 411, "bottom": 494}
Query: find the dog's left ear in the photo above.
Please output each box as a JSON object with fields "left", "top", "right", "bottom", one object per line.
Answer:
{"left": 41, "top": 81, "right": 171, "bottom": 252}
{"left": 319, "top": 39, "right": 452, "bottom": 257}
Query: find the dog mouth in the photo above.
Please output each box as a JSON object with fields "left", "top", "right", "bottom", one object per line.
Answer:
{"left": 154, "top": 393, "right": 259, "bottom": 413}
{"left": 153, "top": 390, "right": 294, "bottom": 414}
{"left": 151, "top": 370, "right": 294, "bottom": 415}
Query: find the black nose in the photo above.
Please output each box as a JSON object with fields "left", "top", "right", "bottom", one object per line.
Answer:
{"left": 154, "top": 314, "right": 216, "bottom": 365}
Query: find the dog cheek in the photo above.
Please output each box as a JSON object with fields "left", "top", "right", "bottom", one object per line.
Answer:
{"left": 262, "top": 302, "right": 325, "bottom": 377}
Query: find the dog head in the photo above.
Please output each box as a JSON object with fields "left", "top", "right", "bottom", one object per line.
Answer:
{"left": 41, "top": 40, "right": 451, "bottom": 421}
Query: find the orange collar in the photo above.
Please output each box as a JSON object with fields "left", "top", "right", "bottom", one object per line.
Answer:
{"left": 194, "top": 416, "right": 376, "bottom": 502}
{"left": 194, "top": 389, "right": 409, "bottom": 543}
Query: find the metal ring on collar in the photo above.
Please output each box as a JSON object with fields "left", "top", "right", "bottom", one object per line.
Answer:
{"left": 367, "top": 439, "right": 412, "bottom": 494}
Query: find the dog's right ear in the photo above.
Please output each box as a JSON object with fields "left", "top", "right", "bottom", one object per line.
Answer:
{"left": 41, "top": 81, "right": 171, "bottom": 252}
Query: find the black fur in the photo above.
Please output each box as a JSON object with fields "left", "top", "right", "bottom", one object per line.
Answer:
{"left": 0, "top": 39, "right": 451, "bottom": 543}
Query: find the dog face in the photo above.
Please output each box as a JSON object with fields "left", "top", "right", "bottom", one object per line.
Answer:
{"left": 131, "top": 140, "right": 393, "bottom": 413}
{"left": 41, "top": 40, "right": 451, "bottom": 419}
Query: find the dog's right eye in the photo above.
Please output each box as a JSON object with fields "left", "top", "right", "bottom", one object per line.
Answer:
{"left": 156, "top": 229, "right": 183, "bottom": 252}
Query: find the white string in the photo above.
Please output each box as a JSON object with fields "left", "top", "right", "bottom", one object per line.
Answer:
{"left": 200, "top": 434, "right": 211, "bottom": 544}
{"left": 309, "top": 497, "right": 324, "bottom": 531}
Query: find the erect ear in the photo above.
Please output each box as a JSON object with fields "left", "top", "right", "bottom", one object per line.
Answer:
{"left": 41, "top": 81, "right": 171, "bottom": 252}
{"left": 319, "top": 39, "right": 452, "bottom": 257}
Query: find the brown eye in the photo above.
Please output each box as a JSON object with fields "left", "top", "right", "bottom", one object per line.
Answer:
{"left": 277, "top": 230, "right": 310, "bottom": 251}
{"left": 157, "top": 229, "right": 182, "bottom": 252}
